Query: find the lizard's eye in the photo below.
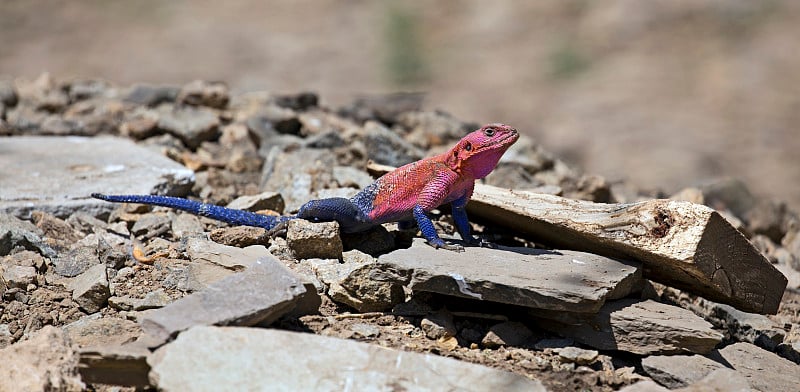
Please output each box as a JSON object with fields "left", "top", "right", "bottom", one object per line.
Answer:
{"left": 484, "top": 128, "right": 496, "bottom": 136}
{"left": 464, "top": 142, "right": 472, "bottom": 151}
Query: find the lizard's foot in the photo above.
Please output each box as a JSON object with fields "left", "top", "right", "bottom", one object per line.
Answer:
{"left": 463, "top": 236, "right": 496, "bottom": 249}
{"left": 429, "top": 239, "right": 466, "bottom": 252}
{"left": 265, "top": 221, "right": 289, "bottom": 237}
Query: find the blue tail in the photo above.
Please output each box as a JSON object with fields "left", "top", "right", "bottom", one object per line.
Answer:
{"left": 91, "top": 193, "right": 287, "bottom": 229}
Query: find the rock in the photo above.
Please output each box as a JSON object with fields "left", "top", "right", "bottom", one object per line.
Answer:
{"left": 676, "top": 368, "right": 752, "bottom": 392}
{"left": 0, "top": 213, "right": 55, "bottom": 257}
{"left": 208, "top": 226, "right": 270, "bottom": 247}
{"left": 171, "top": 213, "right": 205, "bottom": 237}
{"left": 699, "top": 177, "right": 757, "bottom": 218}
{"left": 31, "top": 210, "right": 83, "bottom": 247}
{"left": 139, "top": 256, "right": 309, "bottom": 344}
{"left": 332, "top": 166, "right": 375, "bottom": 190}
{"left": 124, "top": 83, "right": 179, "bottom": 106}
{"left": 2, "top": 265, "right": 37, "bottom": 289}
{"left": 78, "top": 341, "right": 151, "bottom": 389}
{"left": 120, "top": 108, "right": 160, "bottom": 140}
{"left": 52, "top": 243, "right": 100, "bottom": 277}
{"left": 0, "top": 136, "right": 194, "bottom": 219}
{"left": 557, "top": 346, "right": 599, "bottom": 365}
{"left": 715, "top": 342, "right": 800, "bottom": 391}
{"left": 708, "top": 302, "right": 785, "bottom": 351}
{"left": 750, "top": 234, "right": 777, "bottom": 262}
{"left": 286, "top": 219, "right": 343, "bottom": 260}
{"left": 396, "top": 110, "right": 470, "bottom": 149}
{"left": 641, "top": 354, "right": 725, "bottom": 389}
{"left": 67, "top": 78, "right": 111, "bottom": 101}
{"left": 63, "top": 315, "right": 141, "bottom": 347}
{"left": 775, "top": 264, "right": 800, "bottom": 291}
{"left": 359, "top": 120, "right": 424, "bottom": 167}
{"left": 266, "top": 92, "right": 316, "bottom": 112}
{"left": 481, "top": 321, "right": 535, "bottom": 348}
{"left": 109, "top": 290, "right": 172, "bottom": 311}
{"left": 225, "top": 191, "right": 285, "bottom": 213}
{"left": 156, "top": 104, "right": 221, "bottom": 149}
{"left": 4, "top": 105, "right": 49, "bottom": 132}
{"left": 745, "top": 199, "right": 788, "bottom": 242}
{"left": 177, "top": 80, "right": 229, "bottom": 109}
{"left": 350, "top": 323, "right": 381, "bottom": 338}
{"left": 339, "top": 92, "right": 425, "bottom": 125}
{"left": 187, "top": 237, "right": 267, "bottom": 271}
{"left": 69, "top": 263, "right": 110, "bottom": 313}
{"left": 420, "top": 310, "right": 457, "bottom": 340}
{"left": 0, "top": 79, "right": 17, "bottom": 107}
{"left": 259, "top": 146, "right": 335, "bottom": 211}
{"left": 537, "top": 299, "right": 723, "bottom": 355}
{"left": 131, "top": 212, "right": 172, "bottom": 237}
{"left": 469, "top": 184, "right": 787, "bottom": 314}
{"left": 183, "top": 237, "right": 271, "bottom": 290}
{"left": 670, "top": 187, "right": 705, "bottom": 205}
{"left": 313, "top": 252, "right": 405, "bottom": 312}
{"left": 15, "top": 73, "right": 70, "bottom": 112}
{"left": 619, "top": 380, "right": 669, "bottom": 392}
{"left": 376, "top": 238, "right": 642, "bottom": 313}
{"left": 148, "top": 326, "right": 546, "bottom": 391}
{"left": 0, "top": 326, "right": 84, "bottom": 391}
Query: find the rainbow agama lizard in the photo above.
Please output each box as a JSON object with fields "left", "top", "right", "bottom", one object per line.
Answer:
{"left": 93, "top": 123, "right": 519, "bottom": 251}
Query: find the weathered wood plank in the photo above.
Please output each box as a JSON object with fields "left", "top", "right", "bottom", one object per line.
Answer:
{"left": 468, "top": 184, "right": 787, "bottom": 314}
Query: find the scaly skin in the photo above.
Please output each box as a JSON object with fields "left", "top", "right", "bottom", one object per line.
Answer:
{"left": 93, "top": 123, "right": 519, "bottom": 251}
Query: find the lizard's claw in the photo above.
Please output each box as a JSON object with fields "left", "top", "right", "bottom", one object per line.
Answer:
{"left": 463, "top": 236, "right": 496, "bottom": 249}
{"left": 476, "top": 238, "right": 497, "bottom": 249}
{"left": 429, "top": 239, "right": 466, "bottom": 252}
{"left": 265, "top": 221, "right": 289, "bottom": 238}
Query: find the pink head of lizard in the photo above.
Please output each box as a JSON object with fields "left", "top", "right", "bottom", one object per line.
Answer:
{"left": 444, "top": 123, "right": 519, "bottom": 179}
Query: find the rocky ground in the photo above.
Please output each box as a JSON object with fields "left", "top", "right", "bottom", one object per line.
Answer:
{"left": 0, "top": 75, "right": 799, "bottom": 391}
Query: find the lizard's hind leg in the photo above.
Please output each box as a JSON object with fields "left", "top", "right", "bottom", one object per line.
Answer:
{"left": 295, "top": 198, "right": 373, "bottom": 233}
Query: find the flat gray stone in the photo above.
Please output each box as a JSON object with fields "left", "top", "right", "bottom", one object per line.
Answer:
{"left": 715, "top": 342, "right": 800, "bottom": 392}
{"left": 537, "top": 299, "right": 723, "bottom": 355}
{"left": 376, "top": 238, "right": 642, "bottom": 312}
{"left": 641, "top": 354, "right": 725, "bottom": 389}
{"left": 183, "top": 238, "right": 272, "bottom": 291}
{"left": 148, "top": 326, "right": 545, "bottom": 392}
{"left": 0, "top": 136, "right": 194, "bottom": 219}
{"left": 139, "top": 256, "right": 308, "bottom": 344}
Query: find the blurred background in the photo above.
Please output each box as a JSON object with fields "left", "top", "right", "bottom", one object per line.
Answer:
{"left": 2, "top": 0, "right": 799, "bottom": 209}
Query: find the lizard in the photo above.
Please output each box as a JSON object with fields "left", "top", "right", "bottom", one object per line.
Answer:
{"left": 92, "top": 123, "right": 519, "bottom": 252}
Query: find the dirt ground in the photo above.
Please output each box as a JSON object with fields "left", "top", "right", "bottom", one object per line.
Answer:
{"left": 2, "top": 0, "right": 799, "bottom": 211}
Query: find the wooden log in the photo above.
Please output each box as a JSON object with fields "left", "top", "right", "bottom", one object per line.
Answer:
{"left": 468, "top": 184, "right": 787, "bottom": 314}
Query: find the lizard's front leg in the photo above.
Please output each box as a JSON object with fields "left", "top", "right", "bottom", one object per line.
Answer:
{"left": 451, "top": 195, "right": 494, "bottom": 248}
{"left": 413, "top": 205, "right": 464, "bottom": 252}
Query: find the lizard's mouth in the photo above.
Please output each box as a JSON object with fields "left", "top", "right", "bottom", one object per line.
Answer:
{"left": 480, "top": 130, "right": 518, "bottom": 151}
